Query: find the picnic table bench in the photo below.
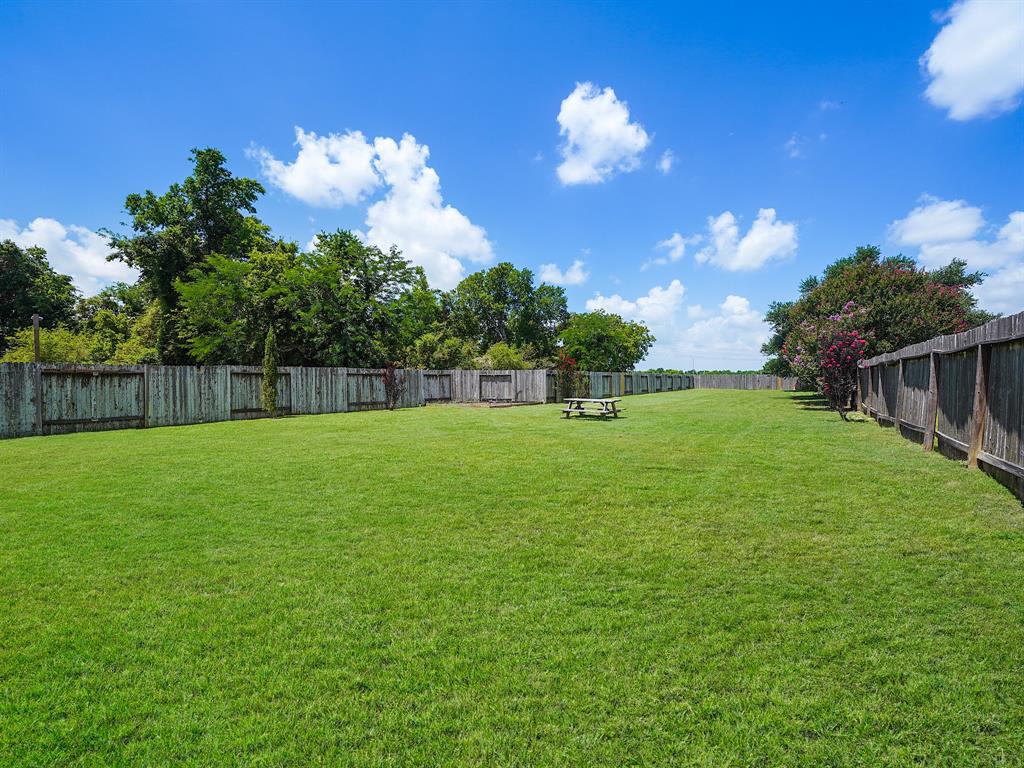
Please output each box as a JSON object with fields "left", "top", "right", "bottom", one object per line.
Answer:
{"left": 562, "top": 397, "right": 623, "bottom": 418}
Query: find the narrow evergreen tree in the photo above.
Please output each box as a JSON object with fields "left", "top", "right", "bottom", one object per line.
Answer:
{"left": 261, "top": 326, "right": 278, "bottom": 415}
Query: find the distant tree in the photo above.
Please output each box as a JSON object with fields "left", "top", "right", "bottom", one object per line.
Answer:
{"left": 289, "top": 231, "right": 426, "bottom": 367}
{"left": 759, "top": 300, "right": 796, "bottom": 376}
{"left": 764, "top": 245, "right": 994, "bottom": 379}
{"left": 76, "top": 282, "right": 155, "bottom": 362}
{"left": 261, "top": 326, "right": 278, "bottom": 415}
{"left": 406, "top": 331, "right": 477, "bottom": 369}
{"left": 558, "top": 310, "right": 654, "bottom": 371}
{"left": 0, "top": 240, "right": 78, "bottom": 354}
{"left": 444, "top": 263, "right": 568, "bottom": 355}
{"left": 105, "top": 148, "right": 271, "bottom": 362}
{"left": 1, "top": 327, "right": 96, "bottom": 364}
{"left": 176, "top": 246, "right": 300, "bottom": 365}
{"left": 476, "top": 342, "right": 529, "bottom": 370}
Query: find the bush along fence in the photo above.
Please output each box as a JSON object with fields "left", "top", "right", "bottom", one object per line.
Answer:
{"left": 858, "top": 310, "right": 1024, "bottom": 502}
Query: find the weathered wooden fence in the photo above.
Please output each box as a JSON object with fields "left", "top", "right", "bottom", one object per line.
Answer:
{"left": 0, "top": 364, "right": 418, "bottom": 439}
{"left": 1, "top": 361, "right": 805, "bottom": 442}
{"left": 587, "top": 371, "right": 692, "bottom": 398}
{"left": 0, "top": 365, "right": 554, "bottom": 439}
{"left": 859, "top": 311, "right": 1024, "bottom": 501}
{"left": 690, "top": 374, "right": 798, "bottom": 390}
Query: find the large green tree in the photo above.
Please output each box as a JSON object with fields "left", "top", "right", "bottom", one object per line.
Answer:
{"left": 764, "top": 245, "right": 994, "bottom": 379}
{"left": 443, "top": 263, "right": 568, "bottom": 356}
{"left": 289, "top": 231, "right": 431, "bottom": 366}
{"left": 558, "top": 310, "right": 654, "bottom": 371}
{"left": 0, "top": 240, "right": 78, "bottom": 353}
{"left": 105, "top": 148, "right": 270, "bottom": 362}
{"left": 177, "top": 231, "right": 434, "bottom": 367}
{"left": 75, "top": 282, "right": 156, "bottom": 363}
{"left": 176, "top": 245, "right": 300, "bottom": 365}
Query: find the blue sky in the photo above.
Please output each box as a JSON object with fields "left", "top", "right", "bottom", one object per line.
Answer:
{"left": 2, "top": 0, "right": 1022, "bottom": 368}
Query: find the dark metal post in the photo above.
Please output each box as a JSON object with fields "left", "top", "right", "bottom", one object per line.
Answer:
{"left": 31, "top": 314, "right": 41, "bottom": 363}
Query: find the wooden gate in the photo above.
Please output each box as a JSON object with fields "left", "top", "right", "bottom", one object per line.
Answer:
{"left": 230, "top": 369, "right": 292, "bottom": 418}
{"left": 424, "top": 372, "right": 453, "bottom": 402}
{"left": 41, "top": 366, "right": 144, "bottom": 435}
{"left": 346, "top": 371, "right": 387, "bottom": 410}
{"left": 479, "top": 373, "right": 513, "bottom": 402}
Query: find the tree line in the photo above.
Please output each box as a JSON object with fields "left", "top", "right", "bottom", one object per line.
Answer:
{"left": 1, "top": 149, "right": 654, "bottom": 373}
{"left": 760, "top": 244, "right": 994, "bottom": 418}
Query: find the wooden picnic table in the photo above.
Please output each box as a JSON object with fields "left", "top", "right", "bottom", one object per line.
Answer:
{"left": 562, "top": 397, "right": 623, "bottom": 418}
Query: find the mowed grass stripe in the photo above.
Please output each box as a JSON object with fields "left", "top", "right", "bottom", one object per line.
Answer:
{"left": 1, "top": 390, "right": 1021, "bottom": 766}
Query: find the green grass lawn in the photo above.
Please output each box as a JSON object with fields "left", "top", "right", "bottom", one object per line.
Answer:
{"left": 1, "top": 390, "right": 1022, "bottom": 766}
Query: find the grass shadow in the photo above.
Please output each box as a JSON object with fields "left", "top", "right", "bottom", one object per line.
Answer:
{"left": 788, "top": 393, "right": 870, "bottom": 424}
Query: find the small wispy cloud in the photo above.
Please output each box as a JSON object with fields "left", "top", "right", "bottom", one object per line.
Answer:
{"left": 784, "top": 133, "right": 804, "bottom": 158}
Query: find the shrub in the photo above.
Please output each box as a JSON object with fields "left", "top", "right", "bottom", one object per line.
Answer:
{"left": 1, "top": 326, "right": 98, "bottom": 363}
{"left": 554, "top": 349, "right": 589, "bottom": 399}
{"left": 261, "top": 326, "right": 278, "bottom": 415}
{"left": 381, "top": 362, "right": 406, "bottom": 410}
{"left": 476, "top": 342, "right": 528, "bottom": 370}
{"left": 785, "top": 301, "right": 869, "bottom": 420}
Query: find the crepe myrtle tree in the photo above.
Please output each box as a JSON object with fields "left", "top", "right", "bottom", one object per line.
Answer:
{"left": 381, "top": 362, "right": 406, "bottom": 411}
{"left": 554, "top": 348, "right": 589, "bottom": 399}
{"left": 784, "top": 301, "right": 869, "bottom": 420}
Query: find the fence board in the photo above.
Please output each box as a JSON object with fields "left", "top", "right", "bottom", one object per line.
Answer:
{"left": 935, "top": 349, "right": 977, "bottom": 456}
{"left": 984, "top": 340, "right": 1024, "bottom": 473}
{"left": 896, "top": 356, "right": 931, "bottom": 436}
{"left": 424, "top": 371, "right": 453, "bottom": 402}
{"left": 0, "top": 363, "right": 36, "bottom": 438}
{"left": 40, "top": 365, "right": 144, "bottom": 434}
{"left": 146, "top": 366, "right": 230, "bottom": 427}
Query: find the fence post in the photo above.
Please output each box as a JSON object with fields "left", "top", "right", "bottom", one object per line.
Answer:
{"left": 141, "top": 365, "right": 150, "bottom": 428}
{"left": 922, "top": 352, "right": 938, "bottom": 452}
{"left": 894, "top": 358, "right": 904, "bottom": 427}
{"left": 967, "top": 344, "right": 989, "bottom": 469}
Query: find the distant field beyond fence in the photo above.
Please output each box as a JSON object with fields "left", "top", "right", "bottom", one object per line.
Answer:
{"left": 859, "top": 310, "right": 1024, "bottom": 501}
{"left": 691, "top": 374, "right": 798, "bottom": 391}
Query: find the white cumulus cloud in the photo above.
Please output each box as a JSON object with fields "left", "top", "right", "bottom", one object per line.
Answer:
{"left": 556, "top": 82, "right": 651, "bottom": 185}
{"left": 586, "top": 281, "right": 768, "bottom": 369}
{"left": 253, "top": 128, "right": 493, "bottom": 289}
{"left": 659, "top": 294, "right": 769, "bottom": 369}
{"left": 644, "top": 232, "right": 703, "bottom": 270}
{"left": 0, "top": 217, "right": 137, "bottom": 296}
{"left": 365, "top": 134, "right": 493, "bottom": 289}
{"left": 586, "top": 279, "right": 684, "bottom": 328}
{"left": 922, "top": 0, "right": 1024, "bottom": 120}
{"left": 539, "top": 259, "right": 589, "bottom": 286}
{"left": 888, "top": 196, "right": 985, "bottom": 245}
{"left": 784, "top": 133, "right": 804, "bottom": 158}
{"left": 889, "top": 197, "right": 1024, "bottom": 314}
{"left": 695, "top": 208, "right": 798, "bottom": 271}
{"left": 249, "top": 127, "right": 380, "bottom": 207}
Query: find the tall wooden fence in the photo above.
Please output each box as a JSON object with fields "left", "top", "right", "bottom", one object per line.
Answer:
{"left": 859, "top": 311, "right": 1024, "bottom": 501}
{"left": 0, "top": 366, "right": 557, "bottom": 439}
{"left": 1, "top": 361, "right": 805, "bottom": 442}
{"left": 691, "top": 374, "right": 798, "bottom": 390}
